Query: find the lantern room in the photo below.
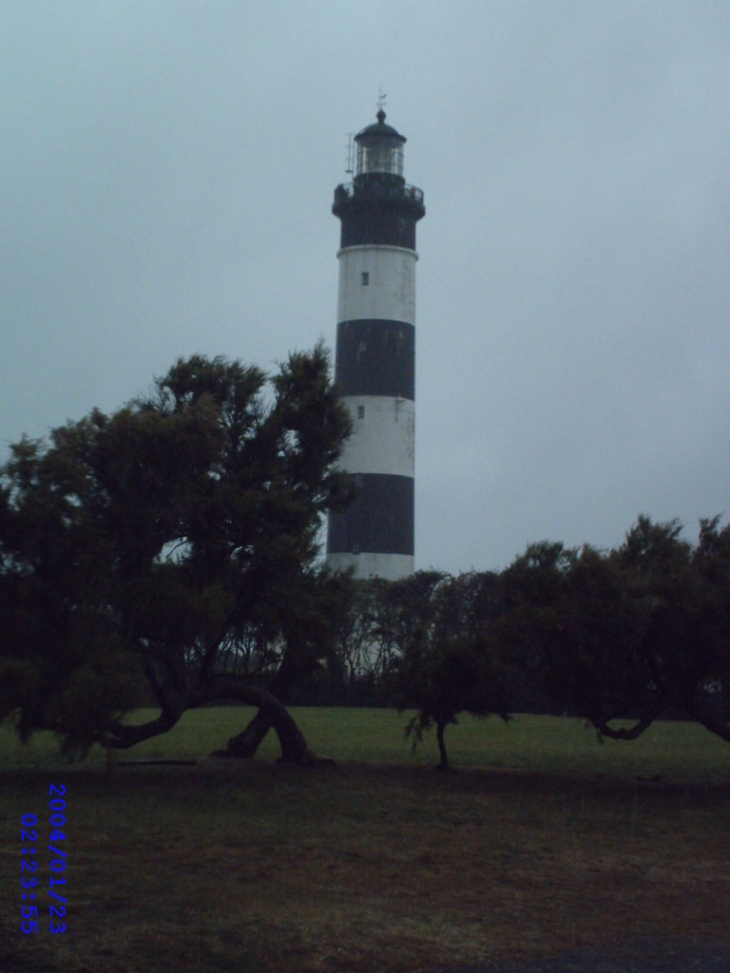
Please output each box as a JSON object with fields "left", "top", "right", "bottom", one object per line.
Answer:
{"left": 354, "top": 109, "right": 406, "bottom": 178}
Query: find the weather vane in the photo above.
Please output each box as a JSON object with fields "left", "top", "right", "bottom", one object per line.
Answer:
{"left": 377, "top": 87, "right": 387, "bottom": 114}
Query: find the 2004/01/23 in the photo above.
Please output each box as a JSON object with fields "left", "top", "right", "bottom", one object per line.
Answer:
{"left": 21, "top": 783, "right": 67, "bottom": 934}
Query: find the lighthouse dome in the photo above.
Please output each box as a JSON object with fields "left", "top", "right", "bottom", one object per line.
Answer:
{"left": 355, "top": 109, "right": 407, "bottom": 145}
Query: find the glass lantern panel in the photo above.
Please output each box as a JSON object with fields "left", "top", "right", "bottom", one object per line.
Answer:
{"left": 356, "top": 140, "right": 403, "bottom": 176}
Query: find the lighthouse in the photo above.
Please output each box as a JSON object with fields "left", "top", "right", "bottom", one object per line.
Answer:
{"left": 326, "top": 109, "right": 425, "bottom": 580}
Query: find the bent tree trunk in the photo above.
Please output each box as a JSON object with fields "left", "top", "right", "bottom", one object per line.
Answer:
{"left": 224, "top": 708, "right": 273, "bottom": 759}
{"left": 223, "top": 662, "right": 296, "bottom": 758}
{"left": 189, "top": 676, "right": 320, "bottom": 765}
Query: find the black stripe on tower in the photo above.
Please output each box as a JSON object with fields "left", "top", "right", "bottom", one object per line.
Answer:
{"left": 326, "top": 473, "right": 414, "bottom": 556}
{"left": 335, "top": 319, "right": 415, "bottom": 399}
{"left": 333, "top": 174, "right": 424, "bottom": 249}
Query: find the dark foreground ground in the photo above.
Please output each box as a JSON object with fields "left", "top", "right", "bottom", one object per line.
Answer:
{"left": 3, "top": 939, "right": 730, "bottom": 973}
{"left": 449, "top": 938, "right": 730, "bottom": 973}
{"left": 3, "top": 757, "right": 729, "bottom": 973}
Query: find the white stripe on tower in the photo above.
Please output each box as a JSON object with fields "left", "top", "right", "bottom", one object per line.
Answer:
{"left": 326, "top": 109, "right": 424, "bottom": 581}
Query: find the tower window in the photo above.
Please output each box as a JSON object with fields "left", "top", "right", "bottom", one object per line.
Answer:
{"left": 361, "top": 272, "right": 369, "bottom": 285}
{"left": 357, "top": 405, "right": 365, "bottom": 419}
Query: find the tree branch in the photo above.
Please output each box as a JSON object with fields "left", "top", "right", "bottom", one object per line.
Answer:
{"left": 98, "top": 706, "right": 183, "bottom": 749}
{"left": 590, "top": 710, "right": 659, "bottom": 741}
{"left": 188, "top": 674, "right": 321, "bottom": 764}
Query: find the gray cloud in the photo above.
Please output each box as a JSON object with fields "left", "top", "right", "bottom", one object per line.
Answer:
{"left": 2, "top": 0, "right": 729, "bottom": 572}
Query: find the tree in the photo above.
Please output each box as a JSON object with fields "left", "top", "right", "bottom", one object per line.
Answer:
{"left": 606, "top": 515, "right": 730, "bottom": 743}
{"left": 322, "top": 578, "right": 389, "bottom": 706}
{"left": 391, "top": 572, "right": 509, "bottom": 771}
{"left": 0, "top": 344, "right": 353, "bottom": 763}
{"left": 503, "top": 517, "right": 730, "bottom": 744}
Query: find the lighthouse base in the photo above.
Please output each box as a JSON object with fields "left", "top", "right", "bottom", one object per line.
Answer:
{"left": 326, "top": 551, "right": 414, "bottom": 582}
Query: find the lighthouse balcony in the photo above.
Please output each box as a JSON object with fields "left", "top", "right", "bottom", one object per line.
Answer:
{"left": 334, "top": 180, "right": 424, "bottom": 207}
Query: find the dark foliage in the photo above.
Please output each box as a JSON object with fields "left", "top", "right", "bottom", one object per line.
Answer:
{"left": 388, "top": 572, "right": 510, "bottom": 770}
{"left": 0, "top": 345, "right": 353, "bottom": 761}
{"left": 497, "top": 516, "right": 730, "bottom": 742}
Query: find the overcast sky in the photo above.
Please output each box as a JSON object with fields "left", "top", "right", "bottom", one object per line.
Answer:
{"left": 2, "top": 1, "right": 729, "bottom": 573}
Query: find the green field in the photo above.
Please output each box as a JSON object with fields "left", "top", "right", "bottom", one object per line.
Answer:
{"left": 2, "top": 709, "right": 729, "bottom": 973}
{"left": 2, "top": 706, "right": 730, "bottom": 782}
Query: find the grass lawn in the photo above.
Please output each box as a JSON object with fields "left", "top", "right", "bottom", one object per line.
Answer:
{"left": 1, "top": 708, "right": 729, "bottom": 973}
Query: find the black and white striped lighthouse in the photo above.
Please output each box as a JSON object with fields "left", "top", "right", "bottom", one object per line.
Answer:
{"left": 326, "top": 109, "right": 425, "bottom": 580}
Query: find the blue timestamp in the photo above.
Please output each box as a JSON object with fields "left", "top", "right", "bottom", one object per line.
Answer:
{"left": 21, "top": 783, "right": 68, "bottom": 934}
